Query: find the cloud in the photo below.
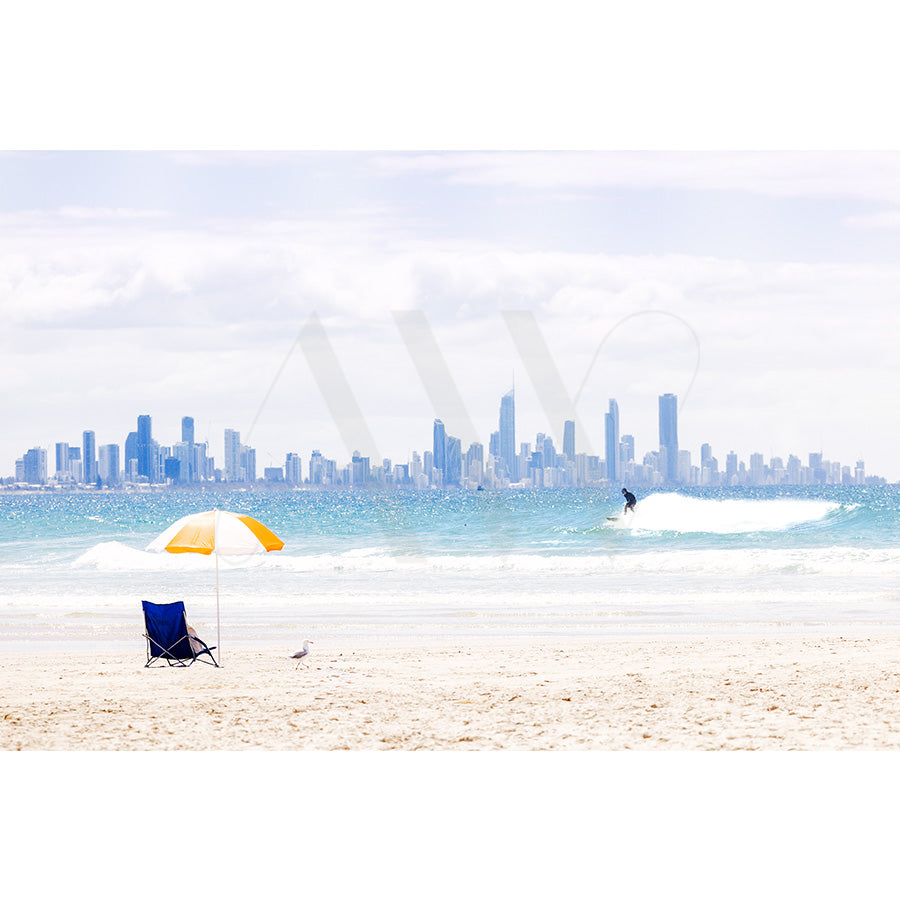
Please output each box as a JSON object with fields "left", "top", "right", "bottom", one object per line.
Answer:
{"left": 56, "top": 207, "right": 169, "bottom": 221}
{"left": 3, "top": 184, "right": 900, "bottom": 479}
{"left": 843, "top": 209, "right": 900, "bottom": 229}
{"left": 373, "top": 151, "right": 900, "bottom": 204}
{"left": 164, "top": 151, "right": 312, "bottom": 168}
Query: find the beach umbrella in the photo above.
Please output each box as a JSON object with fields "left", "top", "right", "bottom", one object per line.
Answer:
{"left": 146, "top": 509, "right": 284, "bottom": 660}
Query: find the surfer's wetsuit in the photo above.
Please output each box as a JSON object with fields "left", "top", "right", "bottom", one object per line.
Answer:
{"left": 622, "top": 489, "right": 636, "bottom": 513}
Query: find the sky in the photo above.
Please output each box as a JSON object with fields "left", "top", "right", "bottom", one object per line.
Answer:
{"left": 2, "top": 149, "right": 900, "bottom": 480}
{"left": 2, "top": 3, "right": 900, "bottom": 482}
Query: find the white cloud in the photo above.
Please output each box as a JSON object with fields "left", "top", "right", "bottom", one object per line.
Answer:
{"left": 843, "top": 209, "right": 900, "bottom": 230}
{"left": 374, "top": 151, "right": 900, "bottom": 204}
{"left": 57, "top": 207, "right": 169, "bottom": 221}
{"left": 3, "top": 185, "right": 900, "bottom": 479}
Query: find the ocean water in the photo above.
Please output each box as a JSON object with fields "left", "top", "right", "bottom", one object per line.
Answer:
{"left": 1, "top": 485, "right": 899, "bottom": 647}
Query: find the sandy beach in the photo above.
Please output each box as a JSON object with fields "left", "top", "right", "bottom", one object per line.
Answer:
{"left": 4, "top": 633, "right": 900, "bottom": 750}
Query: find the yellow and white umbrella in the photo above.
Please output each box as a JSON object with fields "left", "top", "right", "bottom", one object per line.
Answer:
{"left": 147, "top": 509, "right": 284, "bottom": 660}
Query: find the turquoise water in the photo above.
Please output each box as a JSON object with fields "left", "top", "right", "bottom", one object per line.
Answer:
{"left": 1, "top": 485, "right": 899, "bottom": 645}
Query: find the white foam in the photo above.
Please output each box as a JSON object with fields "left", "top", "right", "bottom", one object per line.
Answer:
{"left": 62, "top": 539, "right": 900, "bottom": 580}
{"left": 619, "top": 493, "right": 841, "bottom": 534}
{"left": 73, "top": 541, "right": 214, "bottom": 571}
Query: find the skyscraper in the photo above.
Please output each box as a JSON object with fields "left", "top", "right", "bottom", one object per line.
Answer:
{"left": 98, "top": 444, "right": 120, "bottom": 486}
{"left": 180, "top": 416, "right": 195, "bottom": 482}
{"left": 137, "top": 415, "right": 153, "bottom": 481}
{"left": 55, "top": 442, "right": 69, "bottom": 478}
{"left": 726, "top": 451, "right": 739, "bottom": 482}
{"left": 82, "top": 430, "right": 97, "bottom": 485}
{"left": 242, "top": 445, "right": 257, "bottom": 483}
{"left": 446, "top": 435, "right": 461, "bottom": 486}
{"left": 23, "top": 447, "right": 47, "bottom": 485}
{"left": 540, "top": 435, "right": 556, "bottom": 469}
{"left": 605, "top": 399, "right": 619, "bottom": 485}
{"left": 285, "top": 452, "right": 303, "bottom": 485}
{"left": 499, "top": 389, "right": 516, "bottom": 482}
{"left": 563, "top": 420, "right": 575, "bottom": 460}
{"left": 433, "top": 419, "right": 446, "bottom": 485}
{"left": 489, "top": 431, "right": 500, "bottom": 459}
{"left": 224, "top": 429, "right": 242, "bottom": 482}
{"left": 466, "top": 442, "right": 484, "bottom": 484}
{"left": 659, "top": 394, "right": 679, "bottom": 484}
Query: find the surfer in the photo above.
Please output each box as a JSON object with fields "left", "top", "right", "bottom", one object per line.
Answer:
{"left": 622, "top": 487, "right": 637, "bottom": 514}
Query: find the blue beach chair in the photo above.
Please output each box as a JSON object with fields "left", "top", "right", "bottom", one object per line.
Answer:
{"left": 142, "top": 600, "right": 218, "bottom": 667}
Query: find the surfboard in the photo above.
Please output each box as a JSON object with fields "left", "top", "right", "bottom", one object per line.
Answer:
{"left": 606, "top": 516, "right": 620, "bottom": 521}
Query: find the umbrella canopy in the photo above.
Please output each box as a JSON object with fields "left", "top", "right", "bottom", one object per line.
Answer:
{"left": 146, "top": 509, "right": 284, "bottom": 661}
{"left": 147, "top": 509, "right": 284, "bottom": 556}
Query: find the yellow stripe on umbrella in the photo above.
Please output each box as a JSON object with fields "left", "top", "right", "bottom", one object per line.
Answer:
{"left": 151, "top": 510, "right": 284, "bottom": 555}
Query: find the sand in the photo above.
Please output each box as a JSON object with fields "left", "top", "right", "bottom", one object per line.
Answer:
{"left": 3, "top": 633, "right": 900, "bottom": 750}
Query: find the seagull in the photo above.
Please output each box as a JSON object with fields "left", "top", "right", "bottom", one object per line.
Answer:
{"left": 290, "top": 640, "right": 313, "bottom": 668}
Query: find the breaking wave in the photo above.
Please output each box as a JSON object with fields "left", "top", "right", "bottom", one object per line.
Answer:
{"left": 611, "top": 493, "right": 845, "bottom": 535}
{"left": 64, "top": 539, "right": 900, "bottom": 580}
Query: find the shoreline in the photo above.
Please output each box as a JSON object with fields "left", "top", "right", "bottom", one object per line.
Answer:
{"left": 4, "top": 632, "right": 900, "bottom": 750}
{"left": 5, "top": 606, "right": 900, "bottom": 654}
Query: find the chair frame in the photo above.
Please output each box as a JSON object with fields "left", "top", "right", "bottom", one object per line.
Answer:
{"left": 142, "top": 600, "right": 219, "bottom": 667}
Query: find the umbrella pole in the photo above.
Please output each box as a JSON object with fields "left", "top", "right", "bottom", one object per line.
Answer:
{"left": 215, "top": 549, "right": 221, "bottom": 663}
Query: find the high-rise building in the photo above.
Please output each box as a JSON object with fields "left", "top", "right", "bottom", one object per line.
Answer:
{"left": 22, "top": 447, "right": 47, "bottom": 485}
{"left": 489, "top": 431, "right": 500, "bottom": 459}
{"left": 605, "top": 399, "right": 620, "bottom": 485}
{"left": 163, "top": 456, "right": 181, "bottom": 482}
{"left": 82, "top": 430, "right": 97, "bottom": 485}
{"left": 193, "top": 441, "right": 210, "bottom": 482}
{"left": 98, "top": 444, "right": 120, "bottom": 486}
{"left": 446, "top": 435, "right": 461, "bottom": 486}
{"left": 124, "top": 431, "right": 138, "bottom": 475}
{"left": 750, "top": 453, "right": 765, "bottom": 484}
{"left": 351, "top": 451, "right": 370, "bottom": 485}
{"left": 241, "top": 445, "right": 256, "bottom": 483}
{"left": 563, "top": 420, "right": 575, "bottom": 460}
{"left": 433, "top": 419, "right": 446, "bottom": 484}
{"left": 726, "top": 451, "right": 739, "bottom": 483}
{"left": 499, "top": 389, "right": 516, "bottom": 482}
{"left": 678, "top": 449, "right": 692, "bottom": 485}
{"left": 658, "top": 394, "right": 678, "bottom": 484}
{"left": 181, "top": 416, "right": 195, "bottom": 482}
{"left": 55, "top": 442, "right": 69, "bottom": 478}
{"left": 224, "top": 429, "right": 242, "bottom": 482}
{"left": 309, "top": 450, "right": 324, "bottom": 485}
{"left": 172, "top": 442, "right": 191, "bottom": 484}
{"left": 137, "top": 415, "right": 153, "bottom": 481}
{"left": 466, "top": 442, "right": 484, "bottom": 484}
{"left": 67, "top": 446, "right": 82, "bottom": 483}
{"left": 285, "top": 453, "right": 303, "bottom": 485}
{"left": 541, "top": 435, "right": 556, "bottom": 469}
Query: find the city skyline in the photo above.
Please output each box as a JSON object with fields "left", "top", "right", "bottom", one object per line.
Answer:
{"left": 3, "top": 152, "right": 900, "bottom": 481}
{"left": 6, "top": 390, "right": 886, "bottom": 490}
